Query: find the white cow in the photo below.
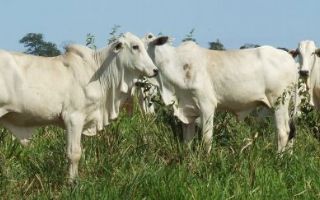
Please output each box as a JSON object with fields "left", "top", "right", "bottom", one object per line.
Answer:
{"left": 0, "top": 32, "right": 158, "bottom": 181}
{"left": 143, "top": 33, "right": 298, "bottom": 153}
{"left": 290, "top": 40, "right": 320, "bottom": 109}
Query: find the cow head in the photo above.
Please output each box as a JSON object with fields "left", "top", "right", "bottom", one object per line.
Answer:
{"left": 141, "top": 33, "right": 170, "bottom": 74}
{"left": 113, "top": 32, "right": 158, "bottom": 79}
{"left": 141, "top": 33, "right": 180, "bottom": 107}
{"left": 142, "top": 33, "right": 157, "bottom": 46}
{"left": 142, "top": 33, "right": 169, "bottom": 57}
{"left": 290, "top": 40, "right": 320, "bottom": 78}
{"left": 142, "top": 33, "right": 169, "bottom": 46}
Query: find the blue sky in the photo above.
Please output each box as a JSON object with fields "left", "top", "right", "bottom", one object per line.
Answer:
{"left": 0, "top": 0, "right": 319, "bottom": 51}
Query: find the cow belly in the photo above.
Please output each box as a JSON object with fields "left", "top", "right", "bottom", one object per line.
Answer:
{"left": 215, "top": 80, "right": 271, "bottom": 112}
{"left": 0, "top": 111, "right": 63, "bottom": 127}
{"left": 3, "top": 83, "right": 70, "bottom": 126}
{"left": 0, "top": 119, "right": 37, "bottom": 141}
{"left": 0, "top": 111, "right": 63, "bottom": 142}
{"left": 217, "top": 96, "right": 270, "bottom": 114}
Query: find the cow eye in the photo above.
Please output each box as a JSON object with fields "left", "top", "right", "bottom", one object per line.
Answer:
{"left": 132, "top": 45, "right": 139, "bottom": 50}
{"left": 148, "top": 35, "right": 153, "bottom": 39}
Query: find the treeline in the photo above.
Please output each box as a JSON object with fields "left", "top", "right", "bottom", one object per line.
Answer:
{"left": 19, "top": 27, "right": 281, "bottom": 57}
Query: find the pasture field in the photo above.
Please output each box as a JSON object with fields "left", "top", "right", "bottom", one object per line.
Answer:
{"left": 1, "top": 99, "right": 320, "bottom": 199}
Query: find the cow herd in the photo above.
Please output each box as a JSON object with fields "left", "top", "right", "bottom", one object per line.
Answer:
{"left": 0, "top": 32, "right": 318, "bottom": 182}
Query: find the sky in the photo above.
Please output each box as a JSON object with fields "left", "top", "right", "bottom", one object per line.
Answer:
{"left": 0, "top": 0, "right": 319, "bottom": 51}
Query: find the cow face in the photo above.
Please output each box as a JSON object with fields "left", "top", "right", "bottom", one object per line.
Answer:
{"left": 114, "top": 32, "right": 158, "bottom": 78}
{"left": 293, "top": 40, "right": 320, "bottom": 78}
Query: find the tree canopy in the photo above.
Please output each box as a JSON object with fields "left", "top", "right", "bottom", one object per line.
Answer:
{"left": 182, "top": 29, "right": 197, "bottom": 43}
{"left": 209, "top": 39, "right": 225, "bottom": 50}
{"left": 239, "top": 43, "right": 260, "bottom": 49}
{"left": 19, "top": 33, "right": 61, "bottom": 56}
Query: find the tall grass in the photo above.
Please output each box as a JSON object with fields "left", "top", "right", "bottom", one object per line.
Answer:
{"left": 1, "top": 99, "right": 320, "bottom": 199}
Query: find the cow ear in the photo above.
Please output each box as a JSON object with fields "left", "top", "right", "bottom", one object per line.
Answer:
{"left": 113, "top": 42, "right": 123, "bottom": 53}
{"left": 315, "top": 49, "right": 320, "bottom": 57}
{"left": 289, "top": 49, "right": 299, "bottom": 58}
{"left": 152, "top": 36, "right": 169, "bottom": 46}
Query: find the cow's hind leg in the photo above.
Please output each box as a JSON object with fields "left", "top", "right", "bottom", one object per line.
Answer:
{"left": 65, "top": 113, "right": 85, "bottom": 183}
{"left": 10, "top": 127, "right": 35, "bottom": 146}
{"left": 0, "top": 119, "right": 35, "bottom": 146}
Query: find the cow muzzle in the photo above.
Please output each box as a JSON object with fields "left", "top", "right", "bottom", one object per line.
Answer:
{"left": 152, "top": 69, "right": 158, "bottom": 76}
{"left": 148, "top": 69, "right": 158, "bottom": 78}
{"left": 299, "top": 70, "right": 309, "bottom": 77}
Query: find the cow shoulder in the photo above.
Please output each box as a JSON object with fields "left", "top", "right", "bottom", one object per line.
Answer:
{"left": 178, "top": 43, "right": 210, "bottom": 86}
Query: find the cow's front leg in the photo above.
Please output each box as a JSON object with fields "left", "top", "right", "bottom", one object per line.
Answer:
{"left": 182, "top": 122, "right": 196, "bottom": 142}
{"left": 201, "top": 110, "right": 215, "bottom": 153}
{"left": 65, "top": 113, "right": 85, "bottom": 183}
{"left": 182, "top": 122, "right": 196, "bottom": 149}
{"left": 274, "top": 99, "right": 291, "bottom": 153}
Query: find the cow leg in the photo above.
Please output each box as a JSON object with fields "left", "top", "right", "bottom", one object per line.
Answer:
{"left": 286, "top": 119, "right": 296, "bottom": 154}
{"left": 274, "top": 102, "right": 291, "bottom": 153}
{"left": 0, "top": 120, "right": 35, "bottom": 146}
{"left": 182, "top": 122, "right": 196, "bottom": 143}
{"left": 201, "top": 110, "right": 215, "bottom": 153}
{"left": 13, "top": 127, "right": 35, "bottom": 146}
{"left": 65, "top": 113, "right": 85, "bottom": 182}
{"left": 0, "top": 110, "right": 34, "bottom": 146}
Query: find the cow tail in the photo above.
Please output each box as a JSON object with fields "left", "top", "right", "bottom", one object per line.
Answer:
{"left": 289, "top": 119, "right": 296, "bottom": 141}
{"left": 289, "top": 80, "right": 299, "bottom": 141}
{"left": 292, "top": 80, "right": 301, "bottom": 119}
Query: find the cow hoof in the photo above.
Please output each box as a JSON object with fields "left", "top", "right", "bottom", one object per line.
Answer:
{"left": 68, "top": 177, "right": 79, "bottom": 187}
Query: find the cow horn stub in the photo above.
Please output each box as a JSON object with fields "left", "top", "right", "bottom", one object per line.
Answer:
{"left": 289, "top": 49, "right": 299, "bottom": 58}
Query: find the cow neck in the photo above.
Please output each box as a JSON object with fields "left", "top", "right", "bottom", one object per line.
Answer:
{"left": 310, "top": 54, "right": 320, "bottom": 105}
{"left": 93, "top": 48, "right": 122, "bottom": 90}
{"left": 154, "top": 44, "right": 199, "bottom": 124}
{"left": 90, "top": 47, "right": 128, "bottom": 126}
{"left": 156, "top": 45, "right": 186, "bottom": 89}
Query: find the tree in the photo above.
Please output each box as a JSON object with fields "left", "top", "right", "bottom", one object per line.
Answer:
{"left": 85, "top": 33, "right": 96, "bottom": 50}
{"left": 209, "top": 39, "right": 225, "bottom": 50}
{"left": 239, "top": 43, "right": 260, "bottom": 49}
{"left": 182, "top": 28, "right": 196, "bottom": 43}
{"left": 19, "top": 33, "right": 61, "bottom": 56}
{"left": 107, "top": 25, "right": 121, "bottom": 44}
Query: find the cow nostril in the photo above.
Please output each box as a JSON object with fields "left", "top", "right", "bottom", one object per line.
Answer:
{"left": 299, "top": 70, "right": 309, "bottom": 77}
{"left": 153, "top": 69, "right": 158, "bottom": 75}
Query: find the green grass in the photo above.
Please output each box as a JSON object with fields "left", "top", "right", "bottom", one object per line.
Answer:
{"left": 1, "top": 103, "right": 320, "bottom": 199}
